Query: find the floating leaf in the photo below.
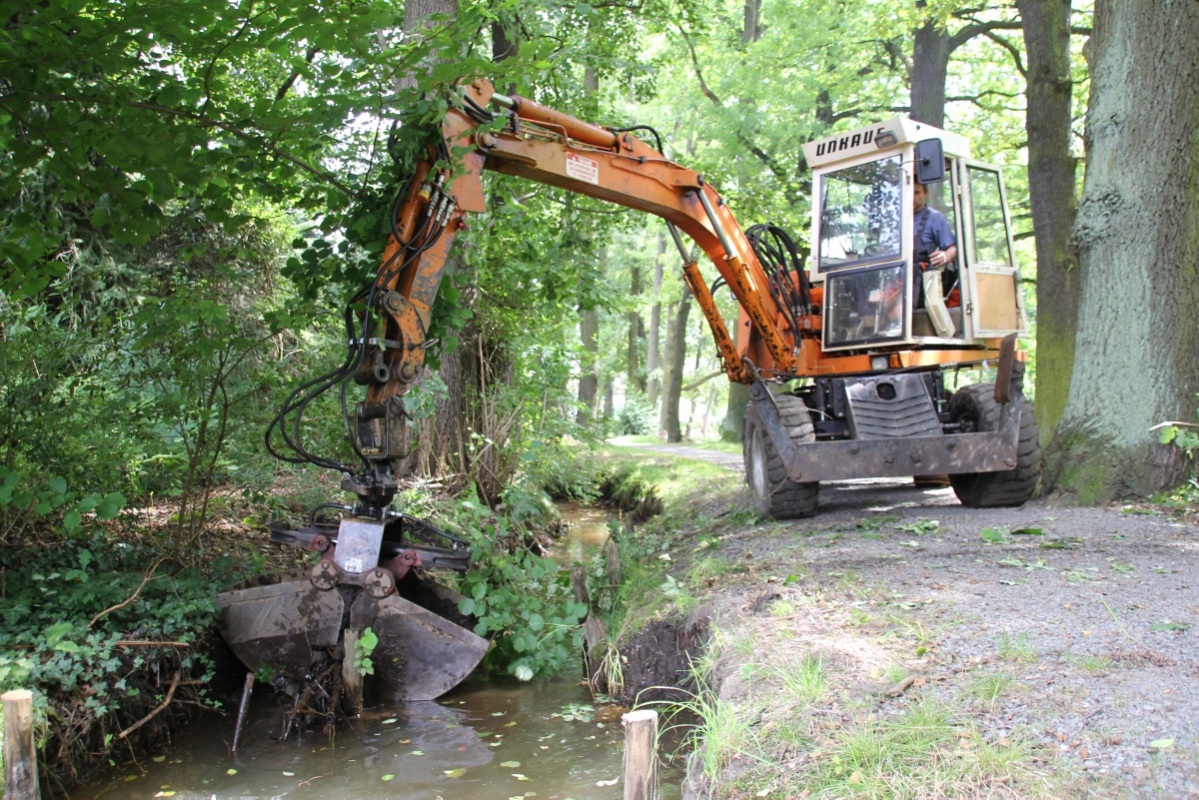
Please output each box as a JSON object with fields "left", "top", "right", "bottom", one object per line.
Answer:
{"left": 410, "top": 750, "right": 424, "bottom": 755}
{"left": 1149, "top": 738, "right": 1174, "bottom": 750}
{"left": 381, "top": 773, "right": 395, "bottom": 782}
{"left": 491, "top": 711, "right": 507, "bottom": 717}
{"left": 226, "top": 769, "right": 237, "bottom": 776}
{"left": 382, "top": 718, "right": 397, "bottom": 724}
{"left": 444, "top": 768, "right": 467, "bottom": 778}
{"left": 512, "top": 773, "right": 530, "bottom": 780}
{"left": 152, "top": 756, "right": 166, "bottom": 763}
{"left": 597, "top": 778, "right": 619, "bottom": 786}
{"left": 282, "top": 771, "right": 295, "bottom": 777}
{"left": 1011, "top": 527, "right": 1044, "bottom": 536}
{"left": 500, "top": 761, "right": 521, "bottom": 768}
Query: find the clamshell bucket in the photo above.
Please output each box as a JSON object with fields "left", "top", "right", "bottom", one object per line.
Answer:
{"left": 217, "top": 514, "right": 487, "bottom": 702}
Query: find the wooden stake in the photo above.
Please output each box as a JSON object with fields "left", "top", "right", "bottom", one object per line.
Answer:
{"left": 621, "top": 708, "right": 658, "bottom": 800}
{"left": 3, "top": 689, "right": 39, "bottom": 800}
{"left": 231, "top": 672, "right": 254, "bottom": 754}
{"left": 342, "top": 627, "right": 363, "bottom": 714}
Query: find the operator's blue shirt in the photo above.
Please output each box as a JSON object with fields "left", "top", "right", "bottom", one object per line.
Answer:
{"left": 914, "top": 206, "right": 955, "bottom": 263}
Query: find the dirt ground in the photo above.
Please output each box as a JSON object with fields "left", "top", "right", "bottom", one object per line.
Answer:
{"left": 629, "top": 443, "right": 1199, "bottom": 799}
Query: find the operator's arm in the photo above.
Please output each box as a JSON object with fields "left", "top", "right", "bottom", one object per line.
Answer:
{"left": 928, "top": 213, "right": 957, "bottom": 268}
{"left": 929, "top": 243, "right": 957, "bottom": 268}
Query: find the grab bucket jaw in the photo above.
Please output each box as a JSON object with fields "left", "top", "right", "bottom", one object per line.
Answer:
{"left": 217, "top": 514, "right": 487, "bottom": 702}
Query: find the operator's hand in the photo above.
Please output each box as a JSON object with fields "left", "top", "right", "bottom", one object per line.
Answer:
{"left": 929, "top": 249, "right": 948, "bottom": 268}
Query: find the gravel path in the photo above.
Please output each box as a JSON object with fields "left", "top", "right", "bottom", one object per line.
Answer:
{"left": 624, "top": 442, "right": 1199, "bottom": 797}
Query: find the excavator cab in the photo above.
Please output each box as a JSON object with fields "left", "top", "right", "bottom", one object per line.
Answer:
{"left": 804, "top": 118, "right": 1027, "bottom": 352}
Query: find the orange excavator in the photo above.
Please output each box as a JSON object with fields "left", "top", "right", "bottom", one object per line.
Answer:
{"left": 219, "top": 79, "right": 1039, "bottom": 701}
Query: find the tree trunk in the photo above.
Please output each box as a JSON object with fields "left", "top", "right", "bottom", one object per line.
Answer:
{"left": 576, "top": 66, "right": 602, "bottom": 426}
{"left": 390, "top": 0, "right": 465, "bottom": 485}
{"left": 660, "top": 289, "right": 691, "bottom": 442}
{"left": 1051, "top": 0, "right": 1199, "bottom": 499}
{"left": 723, "top": 382, "right": 749, "bottom": 443}
{"left": 647, "top": 232, "right": 666, "bottom": 407}
{"left": 1018, "top": 0, "right": 1079, "bottom": 454}
{"left": 628, "top": 264, "right": 646, "bottom": 394}
{"left": 909, "top": 15, "right": 950, "bottom": 126}
{"left": 742, "top": 0, "right": 763, "bottom": 43}
{"left": 577, "top": 306, "right": 600, "bottom": 425}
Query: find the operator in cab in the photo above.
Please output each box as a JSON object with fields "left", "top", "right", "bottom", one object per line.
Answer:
{"left": 913, "top": 180, "right": 957, "bottom": 337}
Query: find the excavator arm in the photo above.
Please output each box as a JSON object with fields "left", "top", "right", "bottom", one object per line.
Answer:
{"left": 359, "top": 78, "right": 806, "bottom": 448}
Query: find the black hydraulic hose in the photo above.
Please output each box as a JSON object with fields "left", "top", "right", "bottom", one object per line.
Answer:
{"left": 746, "top": 224, "right": 811, "bottom": 338}
{"left": 611, "top": 124, "right": 665, "bottom": 156}
{"left": 265, "top": 145, "right": 456, "bottom": 484}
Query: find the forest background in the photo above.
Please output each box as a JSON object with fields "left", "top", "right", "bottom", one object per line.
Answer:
{"left": 2, "top": 0, "right": 1199, "bottom": 788}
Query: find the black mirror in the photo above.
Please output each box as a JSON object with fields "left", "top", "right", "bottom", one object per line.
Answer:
{"left": 915, "top": 139, "right": 945, "bottom": 184}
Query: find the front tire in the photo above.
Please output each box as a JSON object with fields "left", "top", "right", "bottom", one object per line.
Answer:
{"left": 743, "top": 394, "right": 819, "bottom": 519}
{"left": 948, "top": 384, "right": 1041, "bottom": 508}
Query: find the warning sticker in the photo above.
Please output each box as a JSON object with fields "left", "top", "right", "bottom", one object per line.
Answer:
{"left": 565, "top": 152, "right": 600, "bottom": 185}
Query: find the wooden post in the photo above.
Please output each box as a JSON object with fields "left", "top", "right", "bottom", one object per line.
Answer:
{"left": 3, "top": 689, "right": 39, "bottom": 800}
{"left": 342, "top": 627, "right": 363, "bottom": 714}
{"left": 621, "top": 708, "right": 658, "bottom": 800}
{"left": 231, "top": 672, "right": 254, "bottom": 754}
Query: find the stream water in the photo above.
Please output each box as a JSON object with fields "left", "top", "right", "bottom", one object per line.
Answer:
{"left": 73, "top": 505, "right": 685, "bottom": 800}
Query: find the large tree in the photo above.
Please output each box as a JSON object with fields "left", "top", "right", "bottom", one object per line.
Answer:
{"left": 1016, "top": 0, "right": 1080, "bottom": 447}
{"left": 1048, "top": 0, "right": 1199, "bottom": 498}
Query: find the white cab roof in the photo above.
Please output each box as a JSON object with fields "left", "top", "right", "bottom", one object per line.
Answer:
{"left": 802, "top": 117, "right": 972, "bottom": 169}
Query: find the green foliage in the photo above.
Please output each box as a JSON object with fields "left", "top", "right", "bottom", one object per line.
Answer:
{"left": 1158, "top": 411, "right": 1199, "bottom": 496}
{"left": 0, "top": 466, "right": 124, "bottom": 543}
{"left": 616, "top": 395, "right": 657, "bottom": 436}
{"left": 446, "top": 500, "right": 589, "bottom": 681}
{"left": 598, "top": 464, "right": 665, "bottom": 519}
{"left": 0, "top": 529, "right": 239, "bottom": 776}
{"left": 353, "top": 627, "right": 380, "bottom": 677}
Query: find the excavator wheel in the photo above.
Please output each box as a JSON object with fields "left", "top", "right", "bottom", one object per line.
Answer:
{"left": 743, "top": 393, "right": 819, "bottom": 519}
{"left": 947, "top": 384, "right": 1041, "bottom": 508}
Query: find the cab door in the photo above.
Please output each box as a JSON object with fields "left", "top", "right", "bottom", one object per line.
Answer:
{"left": 958, "top": 160, "right": 1027, "bottom": 337}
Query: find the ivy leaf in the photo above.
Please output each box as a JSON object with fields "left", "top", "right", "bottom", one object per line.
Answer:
{"left": 97, "top": 492, "right": 126, "bottom": 520}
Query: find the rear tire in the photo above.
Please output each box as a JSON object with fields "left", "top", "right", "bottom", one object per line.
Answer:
{"left": 743, "top": 393, "right": 819, "bottom": 519}
{"left": 948, "top": 384, "right": 1041, "bottom": 508}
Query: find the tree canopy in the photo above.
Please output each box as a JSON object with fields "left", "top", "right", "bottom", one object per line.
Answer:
{"left": 2, "top": 0, "right": 1194, "bottom": 514}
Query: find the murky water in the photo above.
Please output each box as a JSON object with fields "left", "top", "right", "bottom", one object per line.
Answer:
{"left": 74, "top": 506, "right": 684, "bottom": 799}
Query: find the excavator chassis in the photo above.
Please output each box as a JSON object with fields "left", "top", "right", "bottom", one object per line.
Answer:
{"left": 217, "top": 514, "right": 487, "bottom": 703}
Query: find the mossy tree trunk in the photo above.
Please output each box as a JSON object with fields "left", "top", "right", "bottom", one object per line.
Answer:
{"left": 1018, "top": 0, "right": 1079, "bottom": 452}
{"left": 660, "top": 288, "right": 691, "bottom": 442}
{"left": 1050, "top": 0, "right": 1199, "bottom": 499}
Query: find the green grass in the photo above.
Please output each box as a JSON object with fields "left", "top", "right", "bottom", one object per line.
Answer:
{"left": 605, "top": 435, "right": 740, "bottom": 455}
{"left": 762, "top": 653, "right": 826, "bottom": 706}
{"left": 997, "top": 632, "right": 1038, "bottom": 665}
{"left": 691, "top": 439, "right": 742, "bottom": 455}
{"left": 759, "top": 698, "right": 1043, "bottom": 798}
{"left": 970, "top": 671, "right": 1016, "bottom": 705}
{"left": 1065, "top": 653, "right": 1111, "bottom": 673}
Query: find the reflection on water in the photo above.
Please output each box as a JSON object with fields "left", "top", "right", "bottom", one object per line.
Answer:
{"left": 552, "top": 502, "right": 612, "bottom": 566}
{"left": 80, "top": 675, "right": 654, "bottom": 799}
{"left": 75, "top": 505, "right": 683, "bottom": 799}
